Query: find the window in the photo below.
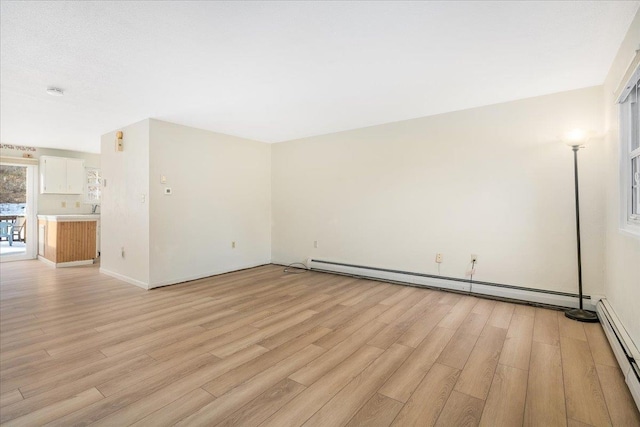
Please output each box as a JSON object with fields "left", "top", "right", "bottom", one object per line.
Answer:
{"left": 619, "top": 67, "right": 640, "bottom": 231}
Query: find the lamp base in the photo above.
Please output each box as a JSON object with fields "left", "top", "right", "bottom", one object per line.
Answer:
{"left": 565, "top": 309, "right": 598, "bottom": 323}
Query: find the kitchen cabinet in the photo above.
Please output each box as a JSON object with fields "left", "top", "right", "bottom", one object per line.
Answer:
{"left": 37, "top": 215, "right": 99, "bottom": 267}
{"left": 40, "top": 156, "right": 85, "bottom": 194}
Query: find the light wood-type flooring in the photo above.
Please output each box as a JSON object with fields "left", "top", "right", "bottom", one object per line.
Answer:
{"left": 1, "top": 261, "right": 639, "bottom": 426}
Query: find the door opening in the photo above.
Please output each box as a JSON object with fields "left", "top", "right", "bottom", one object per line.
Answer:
{"left": 1, "top": 163, "right": 37, "bottom": 261}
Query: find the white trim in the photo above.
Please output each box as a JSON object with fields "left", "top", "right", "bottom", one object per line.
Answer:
{"left": 38, "top": 256, "right": 94, "bottom": 268}
{"left": 99, "top": 268, "right": 149, "bottom": 289}
{"left": 0, "top": 156, "right": 38, "bottom": 166}
{"left": 148, "top": 262, "right": 270, "bottom": 289}
{"left": 305, "top": 258, "right": 595, "bottom": 310}
{"left": 0, "top": 162, "right": 38, "bottom": 261}
{"left": 618, "top": 64, "right": 640, "bottom": 236}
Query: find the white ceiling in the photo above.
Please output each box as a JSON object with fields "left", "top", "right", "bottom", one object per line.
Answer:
{"left": 1, "top": 1, "right": 638, "bottom": 153}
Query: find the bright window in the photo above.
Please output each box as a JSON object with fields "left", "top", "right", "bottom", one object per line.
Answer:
{"left": 619, "top": 67, "right": 640, "bottom": 231}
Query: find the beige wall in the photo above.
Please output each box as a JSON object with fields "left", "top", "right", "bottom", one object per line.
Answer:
{"left": 0, "top": 145, "right": 100, "bottom": 215}
{"left": 272, "top": 86, "right": 605, "bottom": 295}
{"left": 148, "top": 119, "right": 271, "bottom": 288}
{"left": 602, "top": 12, "right": 640, "bottom": 347}
{"left": 100, "top": 119, "right": 150, "bottom": 287}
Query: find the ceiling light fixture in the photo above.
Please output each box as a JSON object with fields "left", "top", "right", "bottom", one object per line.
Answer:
{"left": 46, "top": 87, "right": 64, "bottom": 96}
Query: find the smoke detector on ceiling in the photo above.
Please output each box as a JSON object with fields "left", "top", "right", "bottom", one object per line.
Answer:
{"left": 46, "top": 87, "right": 64, "bottom": 96}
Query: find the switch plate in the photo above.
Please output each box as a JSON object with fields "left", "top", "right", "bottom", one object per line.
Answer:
{"left": 314, "top": 240, "right": 318, "bottom": 248}
{"left": 161, "top": 175, "right": 167, "bottom": 184}
{"left": 140, "top": 194, "right": 146, "bottom": 203}
{"left": 232, "top": 241, "right": 236, "bottom": 249}
{"left": 435, "top": 253, "right": 443, "bottom": 263}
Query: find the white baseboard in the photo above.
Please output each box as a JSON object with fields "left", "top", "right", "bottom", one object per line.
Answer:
{"left": 306, "top": 258, "right": 595, "bottom": 311}
{"left": 99, "top": 268, "right": 149, "bottom": 290}
{"left": 148, "top": 262, "right": 271, "bottom": 289}
{"left": 38, "top": 256, "right": 94, "bottom": 268}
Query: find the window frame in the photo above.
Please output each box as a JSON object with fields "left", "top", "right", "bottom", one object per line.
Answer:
{"left": 618, "top": 64, "right": 640, "bottom": 236}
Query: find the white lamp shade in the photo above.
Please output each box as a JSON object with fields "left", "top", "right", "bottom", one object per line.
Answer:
{"left": 563, "top": 128, "right": 594, "bottom": 146}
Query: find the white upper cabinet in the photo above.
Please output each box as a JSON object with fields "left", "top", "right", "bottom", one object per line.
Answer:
{"left": 40, "top": 156, "right": 86, "bottom": 194}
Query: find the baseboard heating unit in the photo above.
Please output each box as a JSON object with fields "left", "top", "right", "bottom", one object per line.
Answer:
{"left": 306, "top": 258, "right": 595, "bottom": 311}
{"left": 596, "top": 299, "right": 640, "bottom": 409}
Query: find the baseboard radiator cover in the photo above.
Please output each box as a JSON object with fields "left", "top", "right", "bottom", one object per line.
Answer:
{"left": 306, "top": 258, "right": 595, "bottom": 311}
{"left": 596, "top": 299, "right": 640, "bottom": 410}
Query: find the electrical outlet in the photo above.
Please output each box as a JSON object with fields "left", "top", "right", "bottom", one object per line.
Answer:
{"left": 232, "top": 241, "right": 236, "bottom": 249}
{"left": 164, "top": 187, "right": 172, "bottom": 195}
{"left": 471, "top": 254, "right": 478, "bottom": 262}
{"left": 75, "top": 201, "right": 81, "bottom": 208}
{"left": 61, "top": 201, "right": 66, "bottom": 208}
{"left": 435, "top": 253, "right": 443, "bottom": 263}
{"left": 314, "top": 240, "right": 318, "bottom": 249}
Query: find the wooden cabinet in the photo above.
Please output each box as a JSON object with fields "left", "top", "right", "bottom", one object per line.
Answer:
{"left": 37, "top": 215, "right": 98, "bottom": 267}
{"left": 40, "top": 156, "right": 85, "bottom": 194}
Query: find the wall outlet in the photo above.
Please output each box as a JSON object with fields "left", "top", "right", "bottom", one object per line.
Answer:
{"left": 471, "top": 254, "right": 478, "bottom": 262}
{"left": 232, "top": 241, "right": 236, "bottom": 249}
{"left": 435, "top": 253, "right": 443, "bottom": 263}
{"left": 75, "top": 201, "right": 81, "bottom": 208}
{"left": 61, "top": 201, "right": 66, "bottom": 208}
{"left": 164, "top": 187, "right": 172, "bottom": 195}
{"left": 314, "top": 240, "right": 318, "bottom": 249}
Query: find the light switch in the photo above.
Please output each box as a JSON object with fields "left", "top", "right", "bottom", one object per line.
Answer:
{"left": 161, "top": 175, "right": 167, "bottom": 184}
{"left": 140, "top": 194, "right": 146, "bottom": 203}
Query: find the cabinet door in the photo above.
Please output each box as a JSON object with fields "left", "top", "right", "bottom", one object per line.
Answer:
{"left": 66, "top": 159, "right": 85, "bottom": 194}
{"left": 40, "top": 157, "right": 67, "bottom": 194}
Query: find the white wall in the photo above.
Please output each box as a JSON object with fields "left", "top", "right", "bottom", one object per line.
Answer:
{"left": 0, "top": 145, "right": 100, "bottom": 214}
{"left": 100, "top": 119, "right": 150, "bottom": 287}
{"left": 148, "top": 119, "right": 271, "bottom": 288}
{"left": 272, "top": 86, "right": 605, "bottom": 295}
{"left": 602, "top": 12, "right": 640, "bottom": 347}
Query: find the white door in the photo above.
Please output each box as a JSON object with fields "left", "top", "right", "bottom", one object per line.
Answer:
{"left": 0, "top": 162, "right": 38, "bottom": 262}
{"left": 41, "top": 156, "right": 66, "bottom": 194}
{"left": 66, "top": 158, "right": 85, "bottom": 194}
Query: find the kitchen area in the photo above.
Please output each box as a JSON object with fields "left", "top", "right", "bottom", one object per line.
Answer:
{"left": 0, "top": 145, "right": 101, "bottom": 266}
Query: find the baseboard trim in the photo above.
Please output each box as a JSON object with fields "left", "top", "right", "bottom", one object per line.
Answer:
{"left": 306, "top": 258, "right": 595, "bottom": 311}
{"left": 38, "top": 256, "right": 94, "bottom": 268}
{"left": 99, "top": 268, "right": 149, "bottom": 290}
{"left": 148, "top": 262, "right": 271, "bottom": 289}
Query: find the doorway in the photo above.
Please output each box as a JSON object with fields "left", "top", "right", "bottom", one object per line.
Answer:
{"left": 0, "top": 162, "right": 37, "bottom": 261}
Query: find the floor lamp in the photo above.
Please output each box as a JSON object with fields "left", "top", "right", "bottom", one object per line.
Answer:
{"left": 564, "top": 129, "right": 598, "bottom": 323}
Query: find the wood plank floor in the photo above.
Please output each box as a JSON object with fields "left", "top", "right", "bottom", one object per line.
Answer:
{"left": 1, "top": 261, "right": 639, "bottom": 426}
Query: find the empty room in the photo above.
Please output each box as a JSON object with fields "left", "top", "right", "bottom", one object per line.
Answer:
{"left": 1, "top": 1, "right": 639, "bottom": 426}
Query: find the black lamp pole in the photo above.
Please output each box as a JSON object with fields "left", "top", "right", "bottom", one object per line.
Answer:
{"left": 565, "top": 145, "right": 598, "bottom": 322}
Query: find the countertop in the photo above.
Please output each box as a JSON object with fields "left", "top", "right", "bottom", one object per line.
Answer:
{"left": 37, "top": 214, "right": 100, "bottom": 222}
